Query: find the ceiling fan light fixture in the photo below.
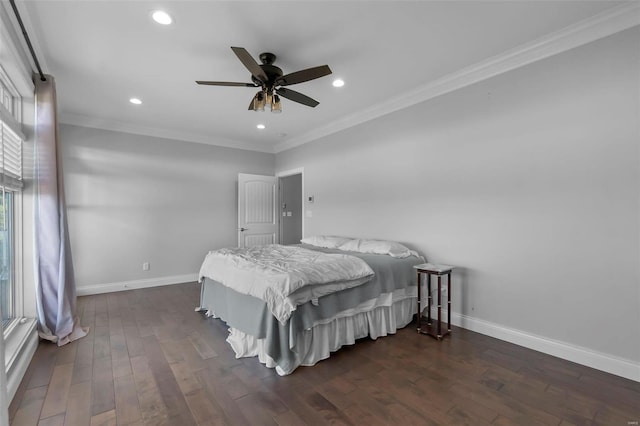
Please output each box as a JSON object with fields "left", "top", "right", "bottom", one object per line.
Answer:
{"left": 250, "top": 91, "right": 266, "bottom": 112}
{"left": 332, "top": 79, "right": 345, "bottom": 88}
{"left": 265, "top": 91, "right": 273, "bottom": 108}
{"left": 271, "top": 94, "right": 282, "bottom": 113}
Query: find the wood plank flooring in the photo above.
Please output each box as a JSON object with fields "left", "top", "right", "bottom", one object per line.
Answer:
{"left": 8, "top": 282, "right": 640, "bottom": 425}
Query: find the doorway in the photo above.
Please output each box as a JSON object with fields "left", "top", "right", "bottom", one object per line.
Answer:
{"left": 237, "top": 173, "right": 278, "bottom": 247}
{"left": 278, "top": 172, "right": 303, "bottom": 245}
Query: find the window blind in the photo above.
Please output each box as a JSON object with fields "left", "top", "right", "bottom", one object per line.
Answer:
{"left": 0, "top": 118, "right": 23, "bottom": 191}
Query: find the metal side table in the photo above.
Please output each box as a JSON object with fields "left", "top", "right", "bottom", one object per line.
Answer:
{"left": 414, "top": 263, "right": 453, "bottom": 340}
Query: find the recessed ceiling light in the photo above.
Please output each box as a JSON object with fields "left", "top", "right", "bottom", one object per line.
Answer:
{"left": 129, "top": 98, "right": 142, "bottom": 105}
{"left": 332, "top": 79, "right": 345, "bottom": 88}
{"left": 256, "top": 124, "right": 266, "bottom": 130}
{"left": 152, "top": 10, "right": 172, "bottom": 25}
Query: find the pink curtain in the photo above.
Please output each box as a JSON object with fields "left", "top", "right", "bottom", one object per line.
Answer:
{"left": 34, "top": 75, "right": 87, "bottom": 345}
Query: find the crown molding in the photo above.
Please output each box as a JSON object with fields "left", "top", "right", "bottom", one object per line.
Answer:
{"left": 59, "top": 112, "right": 275, "bottom": 153}
{"left": 274, "top": 2, "right": 640, "bottom": 153}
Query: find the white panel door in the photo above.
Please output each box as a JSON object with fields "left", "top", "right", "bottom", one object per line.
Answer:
{"left": 238, "top": 173, "right": 278, "bottom": 248}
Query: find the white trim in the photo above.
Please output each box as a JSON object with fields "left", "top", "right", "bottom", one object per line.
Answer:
{"left": 13, "top": 190, "right": 23, "bottom": 320}
{"left": 59, "top": 112, "right": 275, "bottom": 154}
{"left": 426, "top": 307, "right": 640, "bottom": 382}
{"left": 0, "top": 64, "right": 23, "bottom": 127}
{"left": 76, "top": 273, "right": 198, "bottom": 296}
{"left": 276, "top": 167, "right": 304, "bottom": 178}
{"left": 0, "top": 105, "right": 25, "bottom": 141}
{"left": 274, "top": 2, "right": 640, "bottom": 153}
{"left": 4, "top": 318, "right": 37, "bottom": 402}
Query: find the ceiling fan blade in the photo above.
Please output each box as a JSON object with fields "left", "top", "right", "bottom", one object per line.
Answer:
{"left": 231, "top": 47, "right": 268, "bottom": 84}
{"left": 196, "top": 81, "right": 258, "bottom": 87}
{"left": 276, "top": 65, "right": 332, "bottom": 86}
{"left": 276, "top": 87, "right": 319, "bottom": 108}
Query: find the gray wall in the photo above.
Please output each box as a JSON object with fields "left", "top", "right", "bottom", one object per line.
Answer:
{"left": 279, "top": 173, "right": 302, "bottom": 245}
{"left": 59, "top": 27, "right": 639, "bottom": 373}
{"left": 276, "top": 28, "right": 640, "bottom": 363}
{"left": 60, "top": 124, "right": 274, "bottom": 289}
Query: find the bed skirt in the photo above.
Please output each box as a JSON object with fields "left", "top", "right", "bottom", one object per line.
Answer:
{"left": 226, "top": 295, "right": 416, "bottom": 375}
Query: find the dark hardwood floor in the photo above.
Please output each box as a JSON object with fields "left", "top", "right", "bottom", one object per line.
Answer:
{"left": 8, "top": 282, "right": 640, "bottom": 425}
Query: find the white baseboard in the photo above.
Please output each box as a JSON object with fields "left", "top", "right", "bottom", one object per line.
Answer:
{"left": 76, "top": 273, "right": 198, "bottom": 296}
{"left": 425, "top": 307, "right": 640, "bottom": 382}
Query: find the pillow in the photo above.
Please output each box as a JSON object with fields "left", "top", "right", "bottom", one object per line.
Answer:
{"left": 300, "top": 235, "right": 353, "bottom": 249}
{"left": 338, "top": 238, "right": 416, "bottom": 258}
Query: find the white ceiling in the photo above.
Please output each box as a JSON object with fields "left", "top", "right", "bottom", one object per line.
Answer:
{"left": 14, "top": 1, "right": 634, "bottom": 153}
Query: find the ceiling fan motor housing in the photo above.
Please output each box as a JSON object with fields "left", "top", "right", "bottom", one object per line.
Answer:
{"left": 259, "top": 52, "right": 276, "bottom": 65}
{"left": 252, "top": 53, "right": 283, "bottom": 88}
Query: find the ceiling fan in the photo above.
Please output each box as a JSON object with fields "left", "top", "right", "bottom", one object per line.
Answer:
{"left": 196, "top": 47, "right": 332, "bottom": 113}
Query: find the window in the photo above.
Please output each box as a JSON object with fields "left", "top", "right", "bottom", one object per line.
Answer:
{"left": 0, "top": 77, "right": 16, "bottom": 115}
{"left": 1, "top": 191, "right": 13, "bottom": 328}
{"left": 0, "top": 66, "right": 23, "bottom": 332}
{"left": 0, "top": 5, "right": 35, "bottom": 403}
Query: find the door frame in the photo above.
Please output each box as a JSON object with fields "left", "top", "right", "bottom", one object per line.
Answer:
{"left": 276, "top": 167, "right": 304, "bottom": 241}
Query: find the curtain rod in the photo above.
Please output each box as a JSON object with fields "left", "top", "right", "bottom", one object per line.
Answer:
{"left": 8, "top": 0, "right": 46, "bottom": 82}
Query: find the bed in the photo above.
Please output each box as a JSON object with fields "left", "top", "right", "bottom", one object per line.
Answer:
{"left": 197, "top": 237, "right": 425, "bottom": 375}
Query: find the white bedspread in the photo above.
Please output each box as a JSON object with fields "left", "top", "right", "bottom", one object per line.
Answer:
{"left": 198, "top": 244, "right": 374, "bottom": 323}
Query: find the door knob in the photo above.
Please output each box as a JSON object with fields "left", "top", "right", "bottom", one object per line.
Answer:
{"left": 239, "top": 227, "right": 248, "bottom": 232}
